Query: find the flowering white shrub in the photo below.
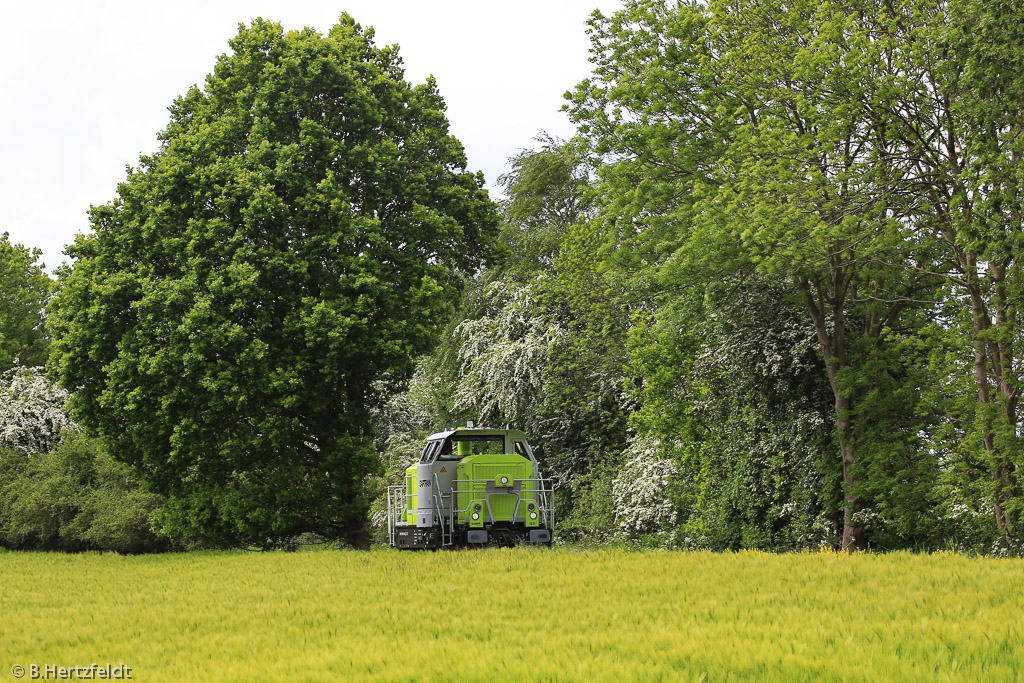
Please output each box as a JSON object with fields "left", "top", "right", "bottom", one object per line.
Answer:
{"left": 612, "top": 435, "right": 678, "bottom": 534}
{"left": 453, "top": 280, "right": 563, "bottom": 427}
{"left": 0, "top": 366, "right": 79, "bottom": 455}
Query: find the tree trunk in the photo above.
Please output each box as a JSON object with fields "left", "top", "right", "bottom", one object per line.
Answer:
{"left": 837, "top": 395, "right": 866, "bottom": 549}
{"left": 963, "top": 253, "right": 1016, "bottom": 537}
{"left": 799, "top": 276, "right": 865, "bottom": 550}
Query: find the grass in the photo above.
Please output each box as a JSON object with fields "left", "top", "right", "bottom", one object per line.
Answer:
{"left": 1, "top": 547, "right": 1022, "bottom": 681}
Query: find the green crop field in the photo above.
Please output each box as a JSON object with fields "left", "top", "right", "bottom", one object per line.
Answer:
{"left": 1, "top": 548, "right": 1021, "bottom": 681}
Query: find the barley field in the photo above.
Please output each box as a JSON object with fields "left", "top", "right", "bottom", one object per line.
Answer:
{"left": 1, "top": 548, "right": 1021, "bottom": 681}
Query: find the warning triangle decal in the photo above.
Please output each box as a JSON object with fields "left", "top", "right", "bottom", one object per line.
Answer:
{"left": 440, "top": 467, "right": 447, "bottom": 472}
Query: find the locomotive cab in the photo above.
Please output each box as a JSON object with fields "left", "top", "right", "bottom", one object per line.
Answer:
{"left": 387, "top": 426, "right": 555, "bottom": 549}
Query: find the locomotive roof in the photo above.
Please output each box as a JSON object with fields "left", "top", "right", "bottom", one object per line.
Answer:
{"left": 425, "top": 427, "right": 531, "bottom": 442}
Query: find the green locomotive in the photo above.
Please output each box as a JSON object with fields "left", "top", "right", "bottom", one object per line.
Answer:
{"left": 387, "top": 425, "right": 555, "bottom": 549}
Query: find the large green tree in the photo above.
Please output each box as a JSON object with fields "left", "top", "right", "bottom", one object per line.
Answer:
{"left": 703, "top": 0, "right": 948, "bottom": 549}
{"left": 0, "top": 233, "right": 52, "bottom": 371}
{"left": 49, "top": 16, "right": 499, "bottom": 547}
{"left": 568, "top": 0, "right": 951, "bottom": 549}
{"left": 918, "top": 0, "right": 1024, "bottom": 541}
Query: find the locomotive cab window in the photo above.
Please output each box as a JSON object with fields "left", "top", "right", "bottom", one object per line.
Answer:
{"left": 420, "top": 440, "right": 442, "bottom": 464}
{"left": 438, "top": 436, "right": 506, "bottom": 460}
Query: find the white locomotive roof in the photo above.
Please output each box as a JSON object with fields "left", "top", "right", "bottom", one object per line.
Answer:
{"left": 425, "top": 427, "right": 531, "bottom": 442}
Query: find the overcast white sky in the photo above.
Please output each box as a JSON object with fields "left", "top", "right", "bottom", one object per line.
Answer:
{"left": 0, "top": 0, "right": 621, "bottom": 272}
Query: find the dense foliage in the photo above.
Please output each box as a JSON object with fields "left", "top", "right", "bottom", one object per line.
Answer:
{"left": 0, "top": 434, "right": 166, "bottom": 553}
{"left": 0, "top": 233, "right": 52, "bottom": 371}
{"left": 0, "top": 367, "right": 163, "bottom": 552}
{"left": 372, "top": 0, "right": 1023, "bottom": 554}
{"left": 48, "top": 16, "right": 499, "bottom": 548}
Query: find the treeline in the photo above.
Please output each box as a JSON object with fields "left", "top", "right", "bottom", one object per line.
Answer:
{"left": 373, "top": 0, "right": 1024, "bottom": 554}
{"left": 1, "top": 1, "right": 1021, "bottom": 553}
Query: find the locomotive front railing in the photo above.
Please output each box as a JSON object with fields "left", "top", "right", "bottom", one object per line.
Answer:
{"left": 448, "top": 477, "right": 555, "bottom": 532}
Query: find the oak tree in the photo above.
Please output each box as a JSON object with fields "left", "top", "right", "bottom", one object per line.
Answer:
{"left": 49, "top": 16, "right": 499, "bottom": 547}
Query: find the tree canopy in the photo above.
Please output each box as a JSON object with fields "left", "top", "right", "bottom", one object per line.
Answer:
{"left": 0, "top": 233, "right": 52, "bottom": 371}
{"left": 48, "top": 15, "right": 499, "bottom": 547}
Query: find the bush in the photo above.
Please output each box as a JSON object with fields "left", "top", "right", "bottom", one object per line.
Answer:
{"left": 612, "top": 435, "right": 678, "bottom": 538}
{"left": 0, "top": 434, "right": 168, "bottom": 553}
{"left": 556, "top": 461, "right": 619, "bottom": 544}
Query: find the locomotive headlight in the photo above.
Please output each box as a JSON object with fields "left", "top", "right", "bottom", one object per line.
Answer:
{"left": 500, "top": 475, "right": 509, "bottom": 485}
{"left": 472, "top": 512, "right": 480, "bottom": 521}
{"left": 529, "top": 511, "right": 538, "bottom": 520}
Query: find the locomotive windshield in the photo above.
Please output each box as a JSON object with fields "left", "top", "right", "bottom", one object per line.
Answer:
{"left": 419, "top": 440, "right": 443, "bottom": 464}
{"left": 438, "top": 435, "right": 505, "bottom": 460}
{"left": 420, "top": 435, "right": 508, "bottom": 463}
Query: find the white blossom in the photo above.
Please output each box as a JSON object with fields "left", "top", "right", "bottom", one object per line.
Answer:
{"left": 452, "top": 280, "right": 563, "bottom": 426}
{"left": 0, "top": 365, "right": 79, "bottom": 455}
{"left": 612, "top": 435, "right": 678, "bottom": 534}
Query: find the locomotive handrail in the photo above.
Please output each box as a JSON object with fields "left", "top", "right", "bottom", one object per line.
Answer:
{"left": 386, "top": 484, "right": 407, "bottom": 545}
{"left": 432, "top": 473, "right": 452, "bottom": 546}
{"left": 386, "top": 486, "right": 393, "bottom": 545}
{"left": 448, "top": 476, "right": 555, "bottom": 528}
{"left": 533, "top": 466, "right": 555, "bottom": 530}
